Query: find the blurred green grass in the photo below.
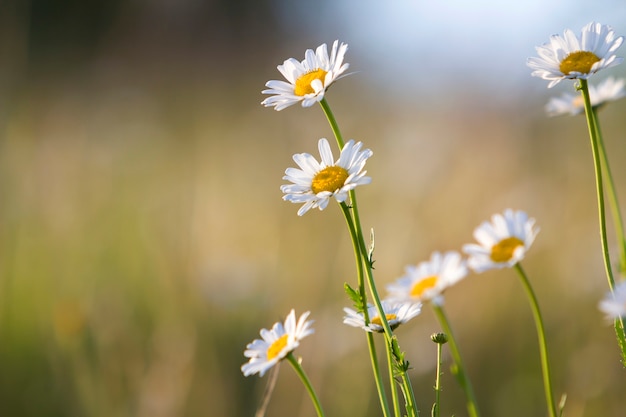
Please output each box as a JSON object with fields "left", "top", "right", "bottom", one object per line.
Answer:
{"left": 1, "top": 61, "right": 626, "bottom": 417}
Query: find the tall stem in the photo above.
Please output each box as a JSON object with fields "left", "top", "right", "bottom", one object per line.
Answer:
{"left": 579, "top": 79, "right": 626, "bottom": 364}
{"left": 431, "top": 336, "right": 443, "bottom": 417}
{"left": 386, "top": 336, "right": 403, "bottom": 417}
{"left": 593, "top": 107, "right": 626, "bottom": 274}
{"left": 580, "top": 79, "right": 617, "bottom": 291}
{"left": 286, "top": 353, "right": 326, "bottom": 417}
{"left": 323, "top": 97, "right": 416, "bottom": 416}
{"left": 513, "top": 264, "right": 557, "bottom": 417}
{"left": 432, "top": 305, "right": 481, "bottom": 417}
{"left": 319, "top": 98, "right": 345, "bottom": 148}
{"left": 340, "top": 202, "right": 391, "bottom": 417}
{"left": 350, "top": 194, "right": 418, "bottom": 417}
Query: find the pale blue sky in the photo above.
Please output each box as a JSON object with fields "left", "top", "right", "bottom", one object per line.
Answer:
{"left": 273, "top": 0, "right": 626, "bottom": 97}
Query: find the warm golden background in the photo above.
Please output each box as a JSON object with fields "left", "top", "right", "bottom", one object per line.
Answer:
{"left": 1, "top": 1, "right": 625, "bottom": 416}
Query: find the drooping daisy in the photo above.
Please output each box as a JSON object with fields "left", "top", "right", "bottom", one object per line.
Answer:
{"left": 281, "top": 138, "right": 373, "bottom": 216}
{"left": 598, "top": 280, "right": 626, "bottom": 321}
{"left": 261, "top": 40, "right": 350, "bottom": 110}
{"left": 546, "top": 76, "right": 626, "bottom": 116}
{"left": 528, "top": 22, "right": 624, "bottom": 88}
{"left": 463, "top": 209, "right": 539, "bottom": 273}
{"left": 241, "top": 309, "right": 314, "bottom": 377}
{"left": 386, "top": 251, "right": 468, "bottom": 306}
{"left": 343, "top": 300, "right": 422, "bottom": 333}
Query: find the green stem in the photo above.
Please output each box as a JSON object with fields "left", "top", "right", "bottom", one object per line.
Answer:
{"left": 286, "top": 352, "right": 326, "bottom": 417}
{"left": 432, "top": 305, "right": 481, "bottom": 417}
{"left": 592, "top": 108, "right": 626, "bottom": 366}
{"left": 350, "top": 195, "right": 418, "bottom": 417}
{"left": 395, "top": 357, "right": 418, "bottom": 417}
{"left": 513, "top": 263, "right": 557, "bottom": 417}
{"left": 579, "top": 80, "right": 626, "bottom": 364}
{"left": 593, "top": 107, "right": 626, "bottom": 274}
{"left": 323, "top": 98, "right": 417, "bottom": 415}
{"left": 340, "top": 202, "right": 391, "bottom": 417}
{"left": 319, "top": 98, "right": 345, "bottom": 148}
{"left": 339, "top": 201, "right": 368, "bottom": 315}
{"left": 348, "top": 196, "right": 394, "bottom": 340}
{"left": 432, "top": 339, "right": 443, "bottom": 417}
{"left": 386, "top": 336, "right": 403, "bottom": 417}
{"left": 580, "top": 79, "right": 617, "bottom": 291}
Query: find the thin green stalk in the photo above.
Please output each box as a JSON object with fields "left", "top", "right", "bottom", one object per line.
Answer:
{"left": 593, "top": 107, "right": 626, "bottom": 274}
{"left": 316, "top": 97, "right": 394, "bottom": 352}
{"left": 432, "top": 305, "right": 481, "bottom": 417}
{"left": 339, "top": 201, "right": 368, "bottom": 312}
{"left": 350, "top": 196, "right": 418, "bottom": 417}
{"left": 431, "top": 334, "right": 444, "bottom": 417}
{"left": 323, "top": 97, "right": 414, "bottom": 415}
{"left": 286, "top": 352, "right": 326, "bottom": 417}
{"left": 579, "top": 79, "right": 616, "bottom": 291}
{"left": 368, "top": 333, "right": 392, "bottom": 416}
{"left": 397, "top": 362, "right": 419, "bottom": 417}
{"left": 346, "top": 197, "right": 415, "bottom": 416}
{"left": 340, "top": 202, "right": 391, "bottom": 417}
{"left": 347, "top": 141, "right": 417, "bottom": 414}
{"left": 322, "top": 96, "right": 391, "bottom": 415}
{"left": 386, "top": 336, "right": 403, "bottom": 417}
{"left": 513, "top": 263, "right": 557, "bottom": 417}
{"left": 579, "top": 79, "right": 626, "bottom": 364}
{"left": 319, "top": 98, "right": 345, "bottom": 148}
{"left": 592, "top": 107, "right": 626, "bottom": 366}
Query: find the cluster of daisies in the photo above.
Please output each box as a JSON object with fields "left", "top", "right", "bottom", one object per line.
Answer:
{"left": 241, "top": 21, "right": 626, "bottom": 378}
{"left": 242, "top": 208, "right": 543, "bottom": 376}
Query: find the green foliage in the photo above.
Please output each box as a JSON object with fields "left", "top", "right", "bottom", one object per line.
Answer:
{"left": 344, "top": 283, "right": 365, "bottom": 313}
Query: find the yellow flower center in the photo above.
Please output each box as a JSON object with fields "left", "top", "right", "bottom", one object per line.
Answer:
{"left": 559, "top": 51, "right": 601, "bottom": 75}
{"left": 490, "top": 237, "right": 524, "bottom": 263}
{"left": 371, "top": 314, "right": 397, "bottom": 326}
{"left": 410, "top": 276, "right": 439, "bottom": 298}
{"left": 267, "top": 334, "right": 289, "bottom": 361}
{"left": 294, "top": 69, "right": 328, "bottom": 96}
{"left": 311, "top": 166, "right": 349, "bottom": 194}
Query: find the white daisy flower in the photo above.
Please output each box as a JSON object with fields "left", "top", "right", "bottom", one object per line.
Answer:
{"left": 528, "top": 22, "right": 624, "bottom": 88}
{"left": 386, "top": 251, "right": 468, "bottom": 306}
{"left": 343, "top": 300, "right": 422, "bottom": 333}
{"left": 261, "top": 40, "right": 350, "bottom": 111}
{"left": 241, "top": 309, "right": 314, "bottom": 377}
{"left": 546, "top": 76, "right": 626, "bottom": 116}
{"left": 598, "top": 280, "right": 626, "bottom": 321}
{"left": 463, "top": 209, "right": 539, "bottom": 273}
{"left": 281, "top": 138, "right": 373, "bottom": 216}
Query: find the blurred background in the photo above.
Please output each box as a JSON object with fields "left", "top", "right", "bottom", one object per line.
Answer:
{"left": 1, "top": 0, "right": 626, "bottom": 416}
